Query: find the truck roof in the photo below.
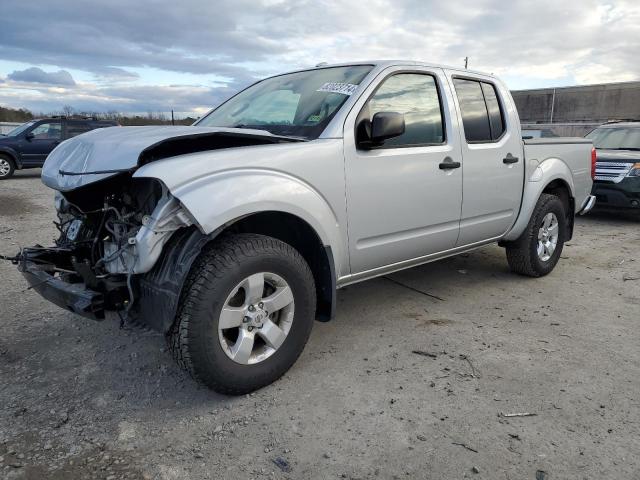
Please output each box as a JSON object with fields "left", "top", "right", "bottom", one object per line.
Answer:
{"left": 275, "top": 60, "right": 496, "bottom": 79}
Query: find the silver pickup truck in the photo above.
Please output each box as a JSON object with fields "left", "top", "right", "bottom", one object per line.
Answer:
{"left": 17, "top": 61, "right": 596, "bottom": 394}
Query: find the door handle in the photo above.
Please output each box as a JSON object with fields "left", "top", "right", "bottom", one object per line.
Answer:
{"left": 503, "top": 153, "right": 519, "bottom": 164}
{"left": 439, "top": 157, "right": 461, "bottom": 170}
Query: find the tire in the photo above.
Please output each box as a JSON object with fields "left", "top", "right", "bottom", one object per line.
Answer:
{"left": 0, "top": 155, "right": 15, "bottom": 179}
{"left": 168, "top": 233, "right": 316, "bottom": 395}
{"left": 505, "top": 193, "right": 567, "bottom": 277}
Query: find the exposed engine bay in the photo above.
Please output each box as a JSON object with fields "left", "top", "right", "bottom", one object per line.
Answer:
{"left": 13, "top": 126, "right": 305, "bottom": 329}
{"left": 17, "top": 174, "right": 193, "bottom": 321}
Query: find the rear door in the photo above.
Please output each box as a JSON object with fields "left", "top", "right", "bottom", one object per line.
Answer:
{"left": 20, "top": 120, "right": 63, "bottom": 165}
{"left": 447, "top": 73, "right": 524, "bottom": 245}
{"left": 344, "top": 67, "right": 464, "bottom": 274}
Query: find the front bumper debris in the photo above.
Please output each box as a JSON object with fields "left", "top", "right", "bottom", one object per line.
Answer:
{"left": 17, "top": 247, "right": 107, "bottom": 320}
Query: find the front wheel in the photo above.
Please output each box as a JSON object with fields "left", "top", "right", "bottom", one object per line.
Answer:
{"left": 0, "top": 155, "right": 15, "bottom": 179}
{"left": 505, "top": 193, "right": 567, "bottom": 277}
{"left": 168, "top": 233, "right": 316, "bottom": 395}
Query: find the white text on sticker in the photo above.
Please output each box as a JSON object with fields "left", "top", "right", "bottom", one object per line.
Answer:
{"left": 317, "top": 82, "right": 359, "bottom": 96}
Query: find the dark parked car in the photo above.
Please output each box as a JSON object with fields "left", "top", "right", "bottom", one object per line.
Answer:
{"left": 0, "top": 117, "right": 119, "bottom": 179}
{"left": 587, "top": 121, "right": 640, "bottom": 210}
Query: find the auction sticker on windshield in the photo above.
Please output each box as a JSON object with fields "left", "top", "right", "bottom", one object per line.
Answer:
{"left": 316, "top": 82, "right": 359, "bottom": 95}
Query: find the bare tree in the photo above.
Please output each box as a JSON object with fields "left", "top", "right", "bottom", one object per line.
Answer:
{"left": 62, "top": 105, "right": 74, "bottom": 117}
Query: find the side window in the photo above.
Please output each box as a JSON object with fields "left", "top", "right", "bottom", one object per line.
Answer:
{"left": 66, "top": 122, "right": 92, "bottom": 138}
{"left": 358, "top": 73, "right": 444, "bottom": 147}
{"left": 481, "top": 83, "right": 505, "bottom": 139}
{"left": 453, "top": 78, "right": 505, "bottom": 142}
{"left": 30, "top": 122, "right": 62, "bottom": 140}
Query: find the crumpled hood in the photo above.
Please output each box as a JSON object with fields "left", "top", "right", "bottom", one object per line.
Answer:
{"left": 42, "top": 125, "right": 300, "bottom": 191}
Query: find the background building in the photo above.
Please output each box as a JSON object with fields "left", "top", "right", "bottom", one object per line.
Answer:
{"left": 511, "top": 80, "right": 640, "bottom": 137}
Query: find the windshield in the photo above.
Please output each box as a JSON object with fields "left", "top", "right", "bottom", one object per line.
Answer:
{"left": 197, "top": 65, "right": 373, "bottom": 139}
{"left": 6, "top": 121, "right": 36, "bottom": 137}
{"left": 586, "top": 126, "right": 640, "bottom": 150}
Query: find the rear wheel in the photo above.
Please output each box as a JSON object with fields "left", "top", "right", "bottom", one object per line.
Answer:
{"left": 505, "top": 193, "right": 567, "bottom": 277}
{"left": 168, "top": 233, "right": 316, "bottom": 395}
{"left": 0, "top": 155, "right": 15, "bottom": 179}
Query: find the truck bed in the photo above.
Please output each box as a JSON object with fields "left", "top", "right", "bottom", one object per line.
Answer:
{"left": 523, "top": 137, "right": 593, "bottom": 213}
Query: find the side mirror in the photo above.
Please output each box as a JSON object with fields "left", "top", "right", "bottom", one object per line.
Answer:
{"left": 371, "top": 112, "right": 405, "bottom": 144}
{"left": 25, "top": 132, "right": 35, "bottom": 141}
{"left": 358, "top": 112, "right": 405, "bottom": 149}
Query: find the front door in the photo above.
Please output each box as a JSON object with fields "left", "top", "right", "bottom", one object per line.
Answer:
{"left": 448, "top": 74, "right": 524, "bottom": 245}
{"left": 344, "top": 68, "right": 464, "bottom": 274}
{"left": 20, "top": 121, "right": 63, "bottom": 165}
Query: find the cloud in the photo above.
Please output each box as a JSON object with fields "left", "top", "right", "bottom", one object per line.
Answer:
{"left": 0, "top": 80, "right": 233, "bottom": 116}
{"left": 7, "top": 67, "right": 76, "bottom": 86}
{"left": 0, "top": 0, "right": 280, "bottom": 81}
{"left": 0, "top": 0, "right": 638, "bottom": 113}
{"left": 93, "top": 67, "right": 140, "bottom": 82}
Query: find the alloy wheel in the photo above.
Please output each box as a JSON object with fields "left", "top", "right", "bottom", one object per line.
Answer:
{"left": 218, "top": 272, "right": 295, "bottom": 365}
{"left": 537, "top": 212, "right": 559, "bottom": 261}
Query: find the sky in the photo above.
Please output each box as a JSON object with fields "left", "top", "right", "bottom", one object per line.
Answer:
{"left": 0, "top": 0, "right": 638, "bottom": 117}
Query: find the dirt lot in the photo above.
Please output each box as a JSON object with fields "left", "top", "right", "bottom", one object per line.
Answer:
{"left": 1, "top": 170, "right": 639, "bottom": 480}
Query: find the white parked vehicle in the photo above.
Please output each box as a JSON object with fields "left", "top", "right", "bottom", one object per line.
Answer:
{"left": 17, "top": 61, "right": 596, "bottom": 394}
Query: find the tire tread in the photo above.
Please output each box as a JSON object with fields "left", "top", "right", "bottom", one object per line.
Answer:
{"left": 167, "top": 233, "right": 315, "bottom": 395}
{"left": 506, "top": 193, "right": 565, "bottom": 277}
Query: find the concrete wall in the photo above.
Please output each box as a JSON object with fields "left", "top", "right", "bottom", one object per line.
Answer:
{"left": 512, "top": 81, "right": 640, "bottom": 124}
{"left": 520, "top": 122, "right": 600, "bottom": 137}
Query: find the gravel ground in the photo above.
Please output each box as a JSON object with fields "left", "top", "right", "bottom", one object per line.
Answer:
{"left": 1, "top": 170, "right": 639, "bottom": 480}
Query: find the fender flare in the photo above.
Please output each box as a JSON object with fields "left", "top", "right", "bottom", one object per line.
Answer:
{"left": 502, "top": 157, "right": 576, "bottom": 242}
{"left": 135, "top": 167, "right": 346, "bottom": 277}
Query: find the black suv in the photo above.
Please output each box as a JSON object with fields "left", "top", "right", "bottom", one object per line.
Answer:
{"left": 587, "top": 121, "right": 640, "bottom": 210}
{"left": 0, "top": 117, "right": 119, "bottom": 179}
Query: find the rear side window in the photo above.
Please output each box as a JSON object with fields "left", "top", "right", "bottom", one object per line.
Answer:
{"left": 66, "top": 122, "right": 92, "bottom": 138}
{"left": 481, "top": 83, "right": 504, "bottom": 140}
{"left": 359, "top": 73, "right": 444, "bottom": 147}
{"left": 453, "top": 78, "right": 505, "bottom": 143}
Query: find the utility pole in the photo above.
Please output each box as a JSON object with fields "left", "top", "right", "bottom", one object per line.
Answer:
{"left": 464, "top": 57, "right": 469, "bottom": 69}
{"left": 171, "top": 109, "right": 175, "bottom": 126}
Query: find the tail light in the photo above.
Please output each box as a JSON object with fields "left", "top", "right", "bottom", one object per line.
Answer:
{"left": 591, "top": 147, "right": 597, "bottom": 180}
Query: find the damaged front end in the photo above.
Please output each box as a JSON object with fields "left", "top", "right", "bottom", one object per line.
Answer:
{"left": 17, "top": 173, "right": 193, "bottom": 323}
{"left": 15, "top": 125, "right": 302, "bottom": 329}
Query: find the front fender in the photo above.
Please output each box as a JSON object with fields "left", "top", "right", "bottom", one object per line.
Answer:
{"left": 502, "top": 157, "right": 575, "bottom": 242}
{"left": 0, "top": 146, "right": 20, "bottom": 167}
{"left": 135, "top": 166, "right": 346, "bottom": 276}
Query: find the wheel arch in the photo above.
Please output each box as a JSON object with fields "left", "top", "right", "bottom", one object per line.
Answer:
{"left": 0, "top": 147, "right": 20, "bottom": 169}
{"left": 503, "top": 158, "right": 576, "bottom": 242}
{"left": 221, "top": 211, "right": 336, "bottom": 322}
{"left": 133, "top": 212, "right": 337, "bottom": 335}
{"left": 541, "top": 178, "right": 575, "bottom": 240}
